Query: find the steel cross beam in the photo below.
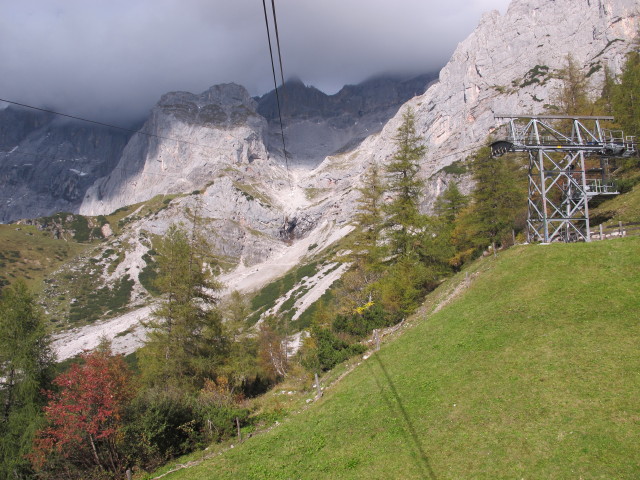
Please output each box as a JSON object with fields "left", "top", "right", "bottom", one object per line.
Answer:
{"left": 491, "top": 115, "right": 632, "bottom": 243}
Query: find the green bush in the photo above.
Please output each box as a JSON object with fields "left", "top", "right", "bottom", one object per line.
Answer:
{"left": 374, "top": 259, "right": 438, "bottom": 320}
{"left": 139, "top": 253, "right": 160, "bottom": 296}
{"left": 614, "top": 176, "right": 640, "bottom": 194}
{"left": 442, "top": 160, "right": 468, "bottom": 175}
{"left": 90, "top": 226, "right": 104, "bottom": 239}
{"left": 307, "top": 327, "right": 367, "bottom": 372}
{"left": 121, "top": 389, "right": 251, "bottom": 472}
{"left": 70, "top": 215, "right": 90, "bottom": 242}
{"left": 197, "top": 405, "right": 250, "bottom": 443}
{"left": 122, "top": 391, "right": 203, "bottom": 470}
{"left": 332, "top": 304, "right": 392, "bottom": 338}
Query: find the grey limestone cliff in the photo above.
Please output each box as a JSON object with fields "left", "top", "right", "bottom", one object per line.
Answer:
{"left": 0, "top": 107, "right": 131, "bottom": 222}
{"left": 342, "top": 0, "right": 639, "bottom": 209}
{"left": 256, "top": 74, "right": 437, "bottom": 166}
{"left": 79, "top": 83, "right": 272, "bottom": 216}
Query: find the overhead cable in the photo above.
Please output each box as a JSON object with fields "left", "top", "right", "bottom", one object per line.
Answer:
{"left": 261, "top": 0, "right": 291, "bottom": 185}
{"left": 270, "top": 0, "right": 286, "bottom": 88}
{"left": 0, "top": 97, "right": 220, "bottom": 151}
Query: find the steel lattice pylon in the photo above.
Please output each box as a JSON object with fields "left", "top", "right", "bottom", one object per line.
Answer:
{"left": 491, "top": 115, "right": 635, "bottom": 243}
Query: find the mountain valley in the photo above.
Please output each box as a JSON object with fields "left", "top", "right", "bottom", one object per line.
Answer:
{"left": 1, "top": 0, "right": 639, "bottom": 477}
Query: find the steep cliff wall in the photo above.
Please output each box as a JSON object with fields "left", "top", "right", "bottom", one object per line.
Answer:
{"left": 257, "top": 74, "right": 437, "bottom": 166}
{"left": 79, "top": 83, "right": 273, "bottom": 216}
{"left": 344, "top": 0, "right": 639, "bottom": 206}
{"left": 0, "top": 108, "right": 130, "bottom": 222}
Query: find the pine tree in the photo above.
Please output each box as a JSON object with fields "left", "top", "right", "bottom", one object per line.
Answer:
{"left": 0, "top": 280, "right": 55, "bottom": 479}
{"left": 384, "top": 108, "right": 426, "bottom": 258}
{"left": 612, "top": 47, "right": 640, "bottom": 135}
{"left": 552, "top": 55, "right": 593, "bottom": 116}
{"left": 453, "top": 147, "right": 527, "bottom": 256}
{"left": 220, "top": 291, "right": 260, "bottom": 388}
{"left": 434, "top": 181, "right": 468, "bottom": 224}
{"left": 139, "top": 224, "right": 227, "bottom": 392}
{"left": 595, "top": 65, "right": 617, "bottom": 116}
{"left": 353, "top": 163, "right": 385, "bottom": 267}
{"left": 221, "top": 290, "right": 250, "bottom": 343}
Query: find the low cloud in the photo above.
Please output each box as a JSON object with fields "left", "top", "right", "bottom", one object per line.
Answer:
{"left": 0, "top": 0, "right": 510, "bottom": 122}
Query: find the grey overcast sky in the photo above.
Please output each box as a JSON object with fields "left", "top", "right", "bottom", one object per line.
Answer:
{"left": 0, "top": 0, "right": 511, "bottom": 121}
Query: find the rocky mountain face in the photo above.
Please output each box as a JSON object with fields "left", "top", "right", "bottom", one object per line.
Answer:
{"left": 256, "top": 74, "right": 436, "bottom": 165}
{"left": 0, "top": 107, "right": 131, "bottom": 222}
{"left": 2, "top": 0, "right": 638, "bottom": 277}
{"left": 79, "top": 83, "right": 274, "bottom": 217}
{"left": 0, "top": 73, "right": 434, "bottom": 224}
{"left": 345, "top": 0, "right": 639, "bottom": 208}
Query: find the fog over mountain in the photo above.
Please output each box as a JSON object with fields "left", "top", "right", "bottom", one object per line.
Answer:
{"left": 0, "top": 0, "right": 510, "bottom": 122}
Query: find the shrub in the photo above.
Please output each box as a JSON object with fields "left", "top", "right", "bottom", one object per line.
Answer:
{"left": 69, "top": 215, "right": 90, "bottom": 242}
{"left": 332, "top": 304, "right": 392, "bottom": 338}
{"left": 122, "top": 390, "right": 202, "bottom": 471}
{"left": 306, "top": 327, "right": 367, "bottom": 372}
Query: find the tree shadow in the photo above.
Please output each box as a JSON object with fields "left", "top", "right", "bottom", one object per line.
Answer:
{"left": 367, "top": 353, "right": 438, "bottom": 479}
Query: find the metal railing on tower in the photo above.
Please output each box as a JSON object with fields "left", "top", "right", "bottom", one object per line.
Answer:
{"left": 491, "top": 115, "right": 633, "bottom": 243}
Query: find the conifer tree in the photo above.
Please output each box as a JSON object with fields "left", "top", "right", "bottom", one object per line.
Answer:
{"left": 220, "top": 291, "right": 260, "bottom": 388}
{"left": 434, "top": 181, "right": 468, "bottom": 224}
{"left": 222, "top": 290, "right": 250, "bottom": 343}
{"left": 612, "top": 47, "right": 640, "bottom": 135}
{"left": 453, "top": 147, "right": 527, "bottom": 256}
{"left": 384, "top": 108, "right": 426, "bottom": 258}
{"left": 353, "top": 163, "right": 385, "bottom": 267}
{"left": 595, "top": 66, "right": 616, "bottom": 115}
{"left": 553, "top": 55, "right": 593, "bottom": 116}
{"left": 139, "top": 224, "right": 227, "bottom": 392}
{"left": 0, "top": 281, "right": 55, "bottom": 479}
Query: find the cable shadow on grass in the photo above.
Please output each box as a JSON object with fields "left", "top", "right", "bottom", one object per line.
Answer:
{"left": 367, "top": 353, "right": 438, "bottom": 480}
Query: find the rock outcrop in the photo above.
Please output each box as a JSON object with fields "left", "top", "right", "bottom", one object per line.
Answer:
{"left": 0, "top": 107, "right": 131, "bottom": 222}
{"left": 256, "top": 74, "right": 437, "bottom": 166}
{"left": 79, "top": 83, "right": 272, "bottom": 216}
{"left": 347, "top": 0, "right": 639, "bottom": 203}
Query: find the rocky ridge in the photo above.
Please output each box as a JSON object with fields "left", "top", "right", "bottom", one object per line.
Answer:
{"left": 0, "top": 73, "right": 435, "bottom": 224}
{"left": 6, "top": 0, "right": 640, "bottom": 361}
{"left": 0, "top": 107, "right": 131, "bottom": 223}
{"left": 79, "top": 83, "right": 273, "bottom": 217}
{"left": 342, "top": 0, "right": 639, "bottom": 208}
{"left": 256, "top": 74, "right": 437, "bottom": 166}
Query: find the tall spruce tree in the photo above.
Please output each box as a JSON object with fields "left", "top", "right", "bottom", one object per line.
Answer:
{"left": 453, "top": 147, "right": 527, "bottom": 255}
{"left": 419, "top": 181, "right": 469, "bottom": 271}
{"left": 612, "top": 47, "right": 640, "bottom": 136}
{"left": 384, "top": 108, "right": 426, "bottom": 258}
{"left": 353, "top": 163, "right": 385, "bottom": 268}
{"left": 553, "top": 55, "right": 593, "bottom": 116}
{"left": 0, "top": 281, "right": 55, "bottom": 479}
{"left": 220, "top": 290, "right": 260, "bottom": 388}
{"left": 139, "top": 224, "right": 227, "bottom": 392}
{"left": 434, "top": 181, "right": 468, "bottom": 224}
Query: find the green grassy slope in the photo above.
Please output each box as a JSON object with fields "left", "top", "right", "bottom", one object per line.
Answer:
{"left": 166, "top": 237, "right": 640, "bottom": 479}
{"left": 592, "top": 181, "right": 640, "bottom": 225}
{"left": 0, "top": 224, "right": 87, "bottom": 290}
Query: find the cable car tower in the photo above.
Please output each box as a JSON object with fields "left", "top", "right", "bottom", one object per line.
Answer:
{"left": 491, "top": 115, "right": 635, "bottom": 243}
